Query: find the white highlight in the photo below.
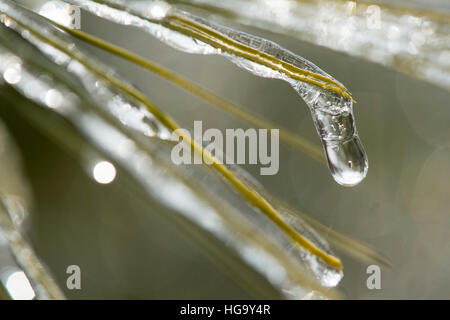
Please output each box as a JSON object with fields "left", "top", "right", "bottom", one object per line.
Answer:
{"left": 45, "top": 89, "right": 63, "bottom": 109}
{"left": 3, "top": 66, "right": 21, "bottom": 84}
{"left": 135, "top": 1, "right": 171, "bottom": 20}
{"left": 5, "top": 271, "right": 35, "bottom": 300}
{"left": 93, "top": 161, "right": 116, "bottom": 184}
{"left": 149, "top": 3, "right": 169, "bottom": 20}
{"left": 39, "top": 1, "right": 79, "bottom": 28}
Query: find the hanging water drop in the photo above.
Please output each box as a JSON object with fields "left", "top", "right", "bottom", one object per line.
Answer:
{"left": 323, "top": 135, "right": 368, "bottom": 186}
{"left": 305, "top": 92, "right": 368, "bottom": 187}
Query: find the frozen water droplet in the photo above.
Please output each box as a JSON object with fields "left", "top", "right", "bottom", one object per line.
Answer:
{"left": 323, "top": 135, "right": 368, "bottom": 187}
{"left": 306, "top": 94, "right": 368, "bottom": 186}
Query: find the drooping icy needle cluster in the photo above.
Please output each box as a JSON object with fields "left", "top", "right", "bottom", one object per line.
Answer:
{"left": 0, "top": 0, "right": 350, "bottom": 298}
{"left": 66, "top": 0, "right": 368, "bottom": 186}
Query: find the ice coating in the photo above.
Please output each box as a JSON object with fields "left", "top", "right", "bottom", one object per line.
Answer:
{"left": 170, "top": 0, "right": 450, "bottom": 93}
{"left": 66, "top": 0, "right": 368, "bottom": 186}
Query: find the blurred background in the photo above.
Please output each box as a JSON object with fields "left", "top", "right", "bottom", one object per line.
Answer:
{"left": 0, "top": 0, "right": 449, "bottom": 299}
